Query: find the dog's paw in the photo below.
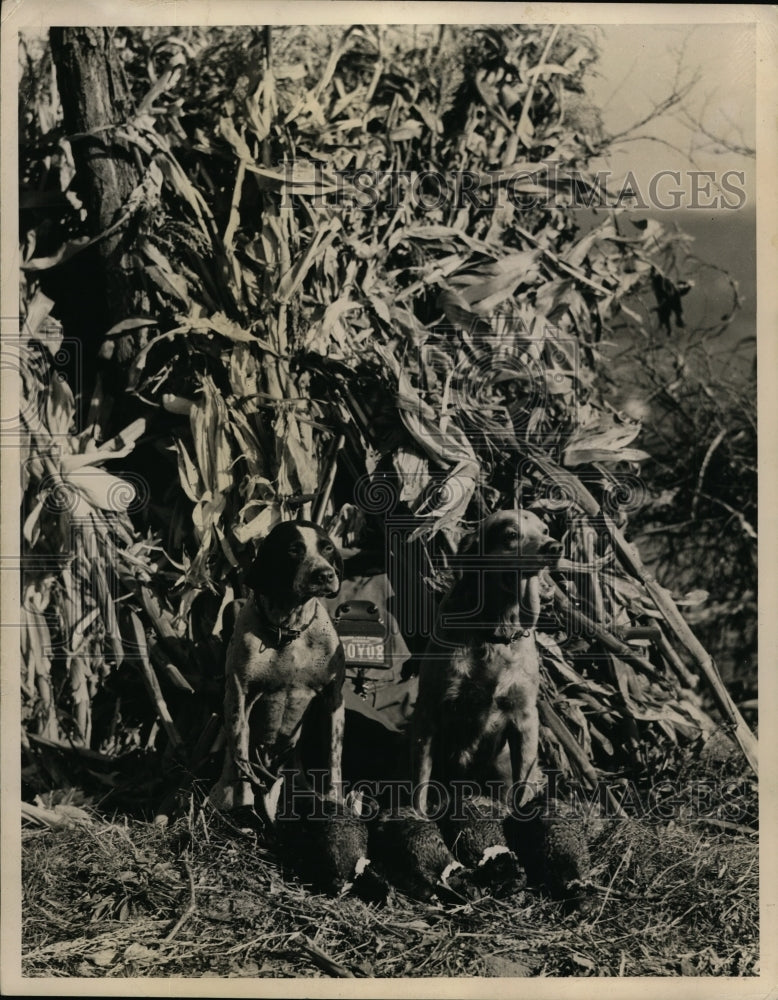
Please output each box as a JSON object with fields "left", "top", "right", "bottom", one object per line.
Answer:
{"left": 208, "top": 779, "right": 256, "bottom": 814}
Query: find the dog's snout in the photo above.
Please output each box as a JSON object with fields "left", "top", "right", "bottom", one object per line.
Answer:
{"left": 541, "top": 538, "right": 563, "bottom": 555}
{"left": 312, "top": 566, "right": 337, "bottom": 587}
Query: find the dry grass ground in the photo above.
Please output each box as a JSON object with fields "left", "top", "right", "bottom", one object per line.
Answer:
{"left": 21, "top": 739, "right": 758, "bottom": 981}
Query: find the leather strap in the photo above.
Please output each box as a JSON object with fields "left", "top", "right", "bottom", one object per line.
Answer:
{"left": 256, "top": 597, "right": 317, "bottom": 648}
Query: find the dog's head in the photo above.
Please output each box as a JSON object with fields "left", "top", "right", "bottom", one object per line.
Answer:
{"left": 247, "top": 521, "right": 343, "bottom": 603}
{"left": 459, "top": 509, "right": 562, "bottom": 568}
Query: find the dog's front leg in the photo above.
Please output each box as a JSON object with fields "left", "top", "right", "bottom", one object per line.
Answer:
{"left": 210, "top": 672, "right": 255, "bottom": 811}
{"left": 412, "top": 728, "right": 435, "bottom": 817}
{"left": 326, "top": 700, "right": 345, "bottom": 803}
{"left": 507, "top": 712, "right": 540, "bottom": 808}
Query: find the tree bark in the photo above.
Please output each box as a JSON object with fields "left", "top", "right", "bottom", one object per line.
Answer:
{"left": 50, "top": 27, "right": 138, "bottom": 308}
{"left": 49, "top": 28, "right": 144, "bottom": 424}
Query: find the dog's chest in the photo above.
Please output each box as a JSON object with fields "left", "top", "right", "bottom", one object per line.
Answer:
{"left": 228, "top": 601, "right": 340, "bottom": 689}
{"left": 227, "top": 605, "right": 342, "bottom": 749}
{"left": 234, "top": 628, "right": 337, "bottom": 687}
{"left": 447, "top": 637, "right": 540, "bottom": 722}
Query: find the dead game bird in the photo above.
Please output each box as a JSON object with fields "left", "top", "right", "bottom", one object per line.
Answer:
{"left": 370, "top": 807, "right": 474, "bottom": 903}
{"left": 265, "top": 776, "right": 390, "bottom": 902}
{"left": 507, "top": 808, "right": 592, "bottom": 903}
{"left": 439, "top": 795, "right": 525, "bottom": 892}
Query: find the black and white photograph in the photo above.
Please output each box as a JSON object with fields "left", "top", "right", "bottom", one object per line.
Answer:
{"left": 1, "top": 2, "right": 775, "bottom": 995}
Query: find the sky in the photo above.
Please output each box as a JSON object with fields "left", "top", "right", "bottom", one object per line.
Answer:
{"left": 586, "top": 23, "right": 757, "bottom": 206}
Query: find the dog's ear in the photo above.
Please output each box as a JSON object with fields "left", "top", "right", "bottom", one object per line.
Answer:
{"left": 245, "top": 536, "right": 270, "bottom": 596}
{"left": 457, "top": 528, "right": 479, "bottom": 555}
{"left": 246, "top": 530, "right": 290, "bottom": 597}
{"left": 451, "top": 526, "right": 480, "bottom": 583}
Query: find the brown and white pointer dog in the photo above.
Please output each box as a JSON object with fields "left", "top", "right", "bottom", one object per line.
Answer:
{"left": 412, "top": 509, "right": 562, "bottom": 816}
{"left": 210, "top": 521, "right": 346, "bottom": 812}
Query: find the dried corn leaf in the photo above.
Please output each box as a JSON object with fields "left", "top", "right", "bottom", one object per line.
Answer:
{"left": 64, "top": 469, "right": 136, "bottom": 512}
{"left": 233, "top": 503, "right": 280, "bottom": 544}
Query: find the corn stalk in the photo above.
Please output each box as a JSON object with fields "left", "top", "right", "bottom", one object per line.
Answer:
{"left": 18, "top": 24, "right": 757, "bottom": 789}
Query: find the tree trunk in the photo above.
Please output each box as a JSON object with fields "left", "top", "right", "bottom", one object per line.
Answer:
{"left": 49, "top": 27, "right": 144, "bottom": 426}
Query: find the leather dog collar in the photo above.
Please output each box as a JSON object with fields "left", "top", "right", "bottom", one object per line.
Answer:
{"left": 484, "top": 628, "right": 533, "bottom": 645}
{"left": 256, "top": 597, "right": 318, "bottom": 648}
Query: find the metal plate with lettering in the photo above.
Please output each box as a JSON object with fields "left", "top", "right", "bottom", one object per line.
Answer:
{"left": 333, "top": 600, "right": 390, "bottom": 670}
